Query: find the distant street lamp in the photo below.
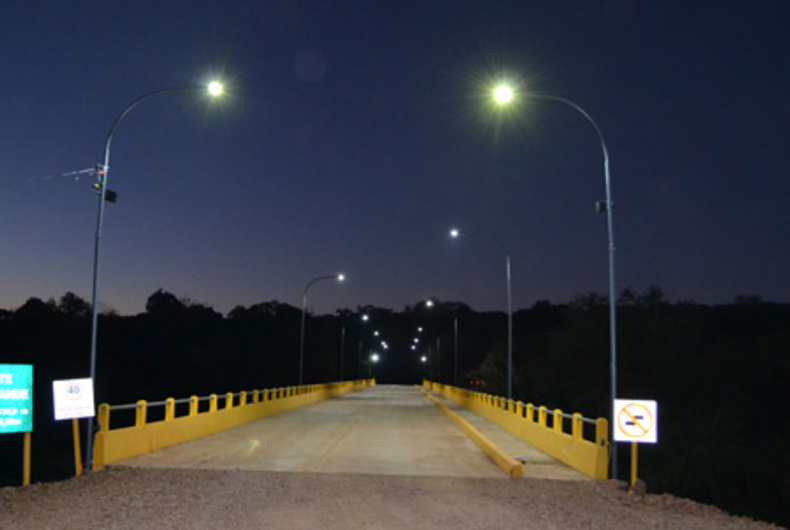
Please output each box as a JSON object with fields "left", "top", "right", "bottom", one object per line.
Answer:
{"left": 451, "top": 228, "right": 513, "bottom": 399}
{"left": 425, "top": 299, "right": 460, "bottom": 387}
{"left": 491, "top": 83, "right": 618, "bottom": 478}
{"left": 299, "top": 273, "right": 345, "bottom": 386}
{"left": 356, "top": 314, "right": 370, "bottom": 378}
{"left": 340, "top": 312, "right": 367, "bottom": 381}
{"left": 368, "top": 352, "right": 380, "bottom": 378}
{"left": 84, "top": 81, "right": 224, "bottom": 472}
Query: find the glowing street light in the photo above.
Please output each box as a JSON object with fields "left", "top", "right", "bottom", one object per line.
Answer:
{"left": 368, "top": 352, "right": 380, "bottom": 378}
{"left": 492, "top": 84, "right": 514, "bottom": 105}
{"left": 84, "top": 80, "right": 224, "bottom": 472}
{"left": 299, "top": 273, "right": 345, "bottom": 386}
{"left": 450, "top": 227, "right": 513, "bottom": 399}
{"left": 490, "top": 81, "right": 619, "bottom": 478}
{"left": 207, "top": 80, "right": 224, "bottom": 96}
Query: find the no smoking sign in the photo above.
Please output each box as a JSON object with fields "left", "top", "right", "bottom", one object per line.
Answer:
{"left": 614, "top": 399, "right": 657, "bottom": 443}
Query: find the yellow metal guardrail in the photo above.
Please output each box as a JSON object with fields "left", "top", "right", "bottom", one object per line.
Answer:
{"left": 92, "top": 379, "right": 375, "bottom": 470}
{"left": 423, "top": 381, "right": 609, "bottom": 479}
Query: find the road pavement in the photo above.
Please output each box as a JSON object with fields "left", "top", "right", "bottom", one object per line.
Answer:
{"left": 114, "top": 384, "right": 584, "bottom": 480}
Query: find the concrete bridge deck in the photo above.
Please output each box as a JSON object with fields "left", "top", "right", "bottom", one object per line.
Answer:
{"left": 113, "top": 384, "right": 586, "bottom": 480}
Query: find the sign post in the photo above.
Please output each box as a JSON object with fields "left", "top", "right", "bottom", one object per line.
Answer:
{"left": 53, "top": 378, "right": 95, "bottom": 477}
{"left": 1, "top": 363, "right": 34, "bottom": 486}
{"left": 613, "top": 399, "right": 658, "bottom": 490}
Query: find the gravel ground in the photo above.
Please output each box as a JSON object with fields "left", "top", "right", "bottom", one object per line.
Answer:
{"left": 0, "top": 467, "right": 782, "bottom": 529}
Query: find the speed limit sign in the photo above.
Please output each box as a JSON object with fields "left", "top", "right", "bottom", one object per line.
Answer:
{"left": 52, "top": 378, "right": 95, "bottom": 420}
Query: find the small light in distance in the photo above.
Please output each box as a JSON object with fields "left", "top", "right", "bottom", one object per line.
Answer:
{"left": 450, "top": 228, "right": 460, "bottom": 238}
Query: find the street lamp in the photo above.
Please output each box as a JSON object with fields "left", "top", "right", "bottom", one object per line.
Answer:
{"left": 84, "top": 80, "right": 224, "bottom": 471}
{"left": 340, "top": 312, "right": 368, "bottom": 381}
{"left": 368, "top": 352, "right": 380, "bottom": 378}
{"left": 451, "top": 227, "right": 513, "bottom": 399}
{"left": 299, "top": 273, "right": 345, "bottom": 386}
{"left": 492, "top": 83, "right": 618, "bottom": 478}
{"left": 425, "top": 299, "right": 460, "bottom": 387}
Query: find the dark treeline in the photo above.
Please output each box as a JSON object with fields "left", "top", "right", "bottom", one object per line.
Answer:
{"left": 0, "top": 287, "right": 787, "bottom": 526}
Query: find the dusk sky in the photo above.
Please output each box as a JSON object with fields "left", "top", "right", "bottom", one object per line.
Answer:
{"left": 1, "top": 1, "right": 788, "bottom": 316}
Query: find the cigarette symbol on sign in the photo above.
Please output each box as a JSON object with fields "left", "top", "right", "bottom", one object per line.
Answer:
{"left": 614, "top": 399, "right": 658, "bottom": 444}
{"left": 619, "top": 405, "right": 653, "bottom": 438}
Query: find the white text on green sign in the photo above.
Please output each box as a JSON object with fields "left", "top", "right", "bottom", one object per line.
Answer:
{"left": 0, "top": 364, "right": 34, "bottom": 434}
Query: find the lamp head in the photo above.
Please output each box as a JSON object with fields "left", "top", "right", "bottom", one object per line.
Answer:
{"left": 450, "top": 228, "right": 461, "bottom": 238}
{"left": 492, "top": 84, "right": 514, "bottom": 105}
{"left": 207, "top": 80, "right": 224, "bottom": 97}
{"left": 337, "top": 274, "right": 345, "bottom": 282}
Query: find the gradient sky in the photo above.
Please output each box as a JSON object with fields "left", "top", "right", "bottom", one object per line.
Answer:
{"left": 1, "top": 1, "right": 788, "bottom": 316}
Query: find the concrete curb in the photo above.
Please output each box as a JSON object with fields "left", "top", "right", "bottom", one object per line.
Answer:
{"left": 419, "top": 386, "right": 523, "bottom": 478}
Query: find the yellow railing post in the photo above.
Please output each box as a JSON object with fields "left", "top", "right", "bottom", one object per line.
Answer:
{"left": 516, "top": 401, "right": 524, "bottom": 418}
{"left": 209, "top": 394, "right": 218, "bottom": 413}
{"left": 252, "top": 390, "right": 259, "bottom": 403}
{"left": 538, "top": 406, "right": 548, "bottom": 427}
{"left": 165, "top": 398, "right": 175, "bottom": 422}
{"left": 189, "top": 396, "right": 199, "bottom": 417}
{"left": 98, "top": 403, "right": 111, "bottom": 432}
{"left": 134, "top": 400, "right": 147, "bottom": 428}
{"left": 553, "top": 409, "right": 564, "bottom": 434}
{"left": 526, "top": 403, "right": 535, "bottom": 423}
{"left": 596, "top": 417, "right": 609, "bottom": 448}
{"left": 225, "top": 392, "right": 234, "bottom": 409}
{"left": 240, "top": 391, "right": 248, "bottom": 406}
{"left": 572, "top": 413, "right": 583, "bottom": 440}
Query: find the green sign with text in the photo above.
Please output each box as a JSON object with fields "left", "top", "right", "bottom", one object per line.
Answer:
{"left": 0, "top": 364, "right": 33, "bottom": 433}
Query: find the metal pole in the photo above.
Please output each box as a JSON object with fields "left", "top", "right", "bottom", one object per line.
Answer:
{"left": 452, "top": 230, "right": 513, "bottom": 397}
{"left": 436, "top": 338, "right": 441, "bottom": 382}
{"left": 299, "top": 274, "right": 342, "bottom": 386}
{"left": 357, "top": 340, "right": 362, "bottom": 379}
{"left": 84, "top": 86, "right": 198, "bottom": 472}
{"left": 505, "top": 254, "right": 512, "bottom": 400}
{"left": 453, "top": 315, "right": 458, "bottom": 387}
{"left": 340, "top": 325, "right": 346, "bottom": 380}
{"left": 537, "top": 95, "right": 617, "bottom": 478}
{"left": 299, "top": 292, "right": 308, "bottom": 386}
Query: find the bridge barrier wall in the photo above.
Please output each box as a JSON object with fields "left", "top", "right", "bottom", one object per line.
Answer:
{"left": 423, "top": 381, "right": 609, "bottom": 480}
{"left": 92, "top": 379, "right": 375, "bottom": 470}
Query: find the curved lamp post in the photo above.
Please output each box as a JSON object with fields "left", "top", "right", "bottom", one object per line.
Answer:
{"left": 450, "top": 228, "right": 513, "bottom": 399}
{"left": 492, "top": 84, "right": 618, "bottom": 478}
{"left": 84, "top": 81, "right": 224, "bottom": 471}
{"left": 425, "top": 299, "right": 460, "bottom": 387}
{"left": 299, "top": 273, "right": 345, "bottom": 386}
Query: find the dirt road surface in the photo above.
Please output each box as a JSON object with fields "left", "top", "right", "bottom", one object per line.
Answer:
{"left": 0, "top": 467, "right": 780, "bottom": 529}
